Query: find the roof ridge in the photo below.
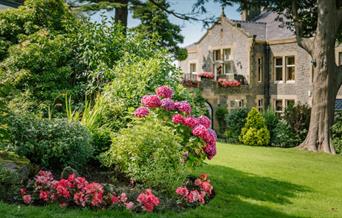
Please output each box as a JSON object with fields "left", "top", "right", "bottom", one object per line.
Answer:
{"left": 230, "top": 19, "right": 266, "bottom": 25}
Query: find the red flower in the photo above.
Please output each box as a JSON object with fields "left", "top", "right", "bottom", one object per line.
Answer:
{"left": 20, "top": 188, "right": 27, "bottom": 196}
{"left": 199, "top": 174, "right": 208, "bottom": 181}
{"left": 200, "top": 181, "right": 213, "bottom": 195}
{"left": 155, "top": 85, "right": 173, "bottom": 99}
{"left": 194, "top": 178, "right": 202, "bottom": 186}
{"left": 39, "top": 191, "right": 49, "bottom": 201}
{"left": 74, "top": 192, "right": 87, "bottom": 207}
{"left": 125, "top": 201, "right": 134, "bottom": 210}
{"left": 172, "top": 114, "right": 184, "bottom": 124}
{"left": 23, "top": 194, "right": 32, "bottom": 204}
{"left": 111, "top": 195, "right": 120, "bottom": 204}
{"left": 176, "top": 186, "right": 189, "bottom": 197}
{"left": 137, "top": 189, "right": 160, "bottom": 212}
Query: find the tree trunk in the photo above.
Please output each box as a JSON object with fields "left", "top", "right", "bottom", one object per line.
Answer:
{"left": 115, "top": 0, "right": 128, "bottom": 32}
{"left": 299, "top": 0, "right": 341, "bottom": 154}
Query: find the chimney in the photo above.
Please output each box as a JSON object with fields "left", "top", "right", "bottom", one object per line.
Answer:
{"left": 240, "top": 5, "right": 261, "bottom": 21}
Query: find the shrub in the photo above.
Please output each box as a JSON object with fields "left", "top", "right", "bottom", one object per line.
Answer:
{"left": 8, "top": 115, "right": 93, "bottom": 171}
{"left": 284, "top": 104, "right": 311, "bottom": 141}
{"left": 332, "top": 111, "right": 342, "bottom": 154}
{"left": 224, "top": 108, "right": 249, "bottom": 143}
{"left": 215, "top": 106, "right": 228, "bottom": 136}
{"left": 240, "top": 108, "right": 270, "bottom": 146}
{"left": 272, "top": 120, "right": 300, "bottom": 147}
{"left": 263, "top": 109, "right": 279, "bottom": 145}
{"left": 101, "top": 117, "right": 185, "bottom": 193}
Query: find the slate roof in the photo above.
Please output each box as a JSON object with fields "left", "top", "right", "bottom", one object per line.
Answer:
{"left": 0, "top": 0, "right": 21, "bottom": 9}
{"left": 336, "top": 99, "right": 342, "bottom": 110}
{"left": 230, "top": 20, "right": 267, "bottom": 40}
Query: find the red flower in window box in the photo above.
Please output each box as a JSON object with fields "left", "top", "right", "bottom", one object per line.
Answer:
{"left": 217, "top": 78, "right": 241, "bottom": 87}
{"left": 199, "top": 72, "right": 214, "bottom": 79}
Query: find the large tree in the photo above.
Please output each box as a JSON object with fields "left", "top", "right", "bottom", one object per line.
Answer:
{"left": 195, "top": 0, "right": 342, "bottom": 154}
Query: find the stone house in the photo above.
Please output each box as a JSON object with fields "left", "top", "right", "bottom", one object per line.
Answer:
{"left": 179, "top": 9, "right": 342, "bottom": 129}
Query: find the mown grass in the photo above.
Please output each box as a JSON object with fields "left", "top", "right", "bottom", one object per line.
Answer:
{"left": 1, "top": 143, "right": 342, "bottom": 218}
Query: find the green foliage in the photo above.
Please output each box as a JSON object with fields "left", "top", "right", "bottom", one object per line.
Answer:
{"left": 271, "top": 120, "right": 300, "bottom": 147}
{"left": 240, "top": 108, "right": 270, "bottom": 146}
{"left": 262, "top": 109, "right": 279, "bottom": 144}
{"left": 224, "top": 108, "right": 249, "bottom": 143}
{"left": 8, "top": 115, "right": 93, "bottom": 171}
{"left": 0, "top": 165, "right": 21, "bottom": 202}
{"left": 332, "top": 111, "right": 342, "bottom": 154}
{"left": 284, "top": 104, "right": 311, "bottom": 142}
{"left": 100, "top": 117, "right": 185, "bottom": 193}
{"left": 215, "top": 106, "right": 228, "bottom": 136}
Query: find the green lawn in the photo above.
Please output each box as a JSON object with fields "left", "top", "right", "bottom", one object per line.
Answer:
{"left": 1, "top": 143, "right": 342, "bottom": 218}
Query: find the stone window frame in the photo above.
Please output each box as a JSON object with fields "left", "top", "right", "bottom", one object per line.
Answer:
{"left": 255, "top": 95, "right": 264, "bottom": 112}
{"left": 274, "top": 56, "right": 283, "bottom": 82}
{"left": 257, "top": 56, "right": 263, "bottom": 83}
{"left": 273, "top": 55, "right": 296, "bottom": 84}
{"left": 271, "top": 95, "right": 297, "bottom": 113}
{"left": 285, "top": 56, "right": 296, "bottom": 83}
{"left": 226, "top": 96, "right": 246, "bottom": 111}
{"left": 211, "top": 47, "right": 233, "bottom": 77}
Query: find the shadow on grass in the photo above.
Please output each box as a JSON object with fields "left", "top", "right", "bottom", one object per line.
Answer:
{"left": 185, "top": 164, "right": 311, "bottom": 218}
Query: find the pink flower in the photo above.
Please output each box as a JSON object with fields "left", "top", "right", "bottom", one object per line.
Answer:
{"left": 84, "top": 182, "right": 103, "bottom": 195}
{"left": 192, "top": 124, "right": 208, "bottom": 138}
{"left": 75, "top": 176, "right": 88, "bottom": 190}
{"left": 20, "top": 188, "right": 26, "bottom": 196}
{"left": 204, "top": 143, "right": 217, "bottom": 160}
{"left": 120, "top": 193, "right": 128, "bottom": 203}
{"left": 160, "top": 98, "right": 176, "bottom": 111}
{"left": 176, "top": 186, "right": 189, "bottom": 197}
{"left": 23, "top": 194, "right": 32, "bottom": 204}
{"left": 137, "top": 189, "right": 160, "bottom": 212}
{"left": 199, "top": 174, "right": 208, "bottom": 181}
{"left": 194, "top": 178, "right": 202, "bottom": 186}
{"left": 199, "top": 191, "right": 206, "bottom": 204}
{"left": 200, "top": 181, "right": 213, "bottom": 195}
{"left": 183, "top": 116, "right": 199, "bottom": 128}
{"left": 67, "top": 173, "right": 76, "bottom": 182}
{"left": 141, "top": 95, "right": 161, "bottom": 108}
{"left": 91, "top": 192, "right": 103, "bottom": 207}
{"left": 172, "top": 114, "right": 184, "bottom": 124}
{"left": 74, "top": 192, "right": 87, "bottom": 207}
{"left": 39, "top": 191, "right": 49, "bottom": 201}
{"left": 111, "top": 195, "right": 119, "bottom": 204}
{"left": 175, "top": 101, "right": 192, "bottom": 114}
{"left": 187, "top": 190, "right": 200, "bottom": 203}
{"left": 125, "top": 201, "right": 134, "bottom": 210}
{"left": 35, "top": 170, "right": 54, "bottom": 187}
{"left": 198, "top": 115, "right": 211, "bottom": 128}
{"left": 134, "top": 107, "right": 150, "bottom": 118}
{"left": 155, "top": 85, "right": 173, "bottom": 99}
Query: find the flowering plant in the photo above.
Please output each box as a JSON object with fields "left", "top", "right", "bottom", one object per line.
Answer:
{"left": 199, "top": 72, "right": 214, "bottom": 79}
{"left": 133, "top": 85, "right": 217, "bottom": 166}
{"left": 217, "top": 78, "right": 241, "bottom": 87}
{"left": 19, "top": 170, "right": 160, "bottom": 212}
{"left": 175, "top": 174, "right": 215, "bottom": 207}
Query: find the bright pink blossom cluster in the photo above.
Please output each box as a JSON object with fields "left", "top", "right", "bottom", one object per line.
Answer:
{"left": 141, "top": 95, "right": 161, "bottom": 108}
{"left": 137, "top": 189, "right": 160, "bottom": 212}
{"left": 19, "top": 170, "right": 160, "bottom": 212}
{"left": 134, "top": 107, "right": 150, "bottom": 118}
{"left": 199, "top": 72, "right": 214, "bottom": 79}
{"left": 176, "top": 174, "right": 214, "bottom": 206}
{"left": 156, "top": 85, "right": 173, "bottom": 98}
{"left": 218, "top": 78, "right": 241, "bottom": 87}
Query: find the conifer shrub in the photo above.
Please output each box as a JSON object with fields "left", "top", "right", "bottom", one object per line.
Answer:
{"left": 239, "top": 108, "right": 270, "bottom": 146}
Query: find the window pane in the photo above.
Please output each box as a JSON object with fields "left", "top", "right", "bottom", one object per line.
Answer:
{"left": 276, "top": 67, "right": 283, "bottom": 81}
{"left": 214, "top": 50, "right": 221, "bottom": 61}
{"left": 275, "top": 100, "right": 283, "bottom": 111}
{"left": 190, "top": 63, "right": 196, "bottom": 73}
{"left": 258, "top": 58, "right": 263, "bottom": 82}
{"left": 287, "top": 56, "right": 295, "bottom": 65}
{"left": 224, "top": 63, "right": 231, "bottom": 74}
{"left": 275, "top": 57, "right": 282, "bottom": 66}
{"left": 287, "top": 66, "right": 295, "bottom": 80}
{"left": 223, "top": 49, "right": 231, "bottom": 60}
{"left": 286, "top": 100, "right": 295, "bottom": 107}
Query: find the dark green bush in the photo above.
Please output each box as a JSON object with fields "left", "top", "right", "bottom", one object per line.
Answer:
{"left": 272, "top": 120, "right": 300, "bottom": 147}
{"left": 263, "top": 109, "right": 279, "bottom": 144}
{"left": 215, "top": 106, "right": 228, "bottom": 136}
{"left": 332, "top": 111, "right": 342, "bottom": 154}
{"left": 284, "top": 104, "right": 311, "bottom": 142}
{"left": 224, "top": 108, "right": 249, "bottom": 143}
{"left": 8, "top": 115, "right": 93, "bottom": 171}
{"left": 240, "top": 108, "right": 270, "bottom": 146}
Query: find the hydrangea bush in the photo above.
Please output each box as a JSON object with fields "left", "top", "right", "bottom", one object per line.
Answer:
{"left": 134, "top": 85, "right": 217, "bottom": 165}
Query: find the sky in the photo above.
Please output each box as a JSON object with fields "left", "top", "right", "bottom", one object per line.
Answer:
{"left": 91, "top": 0, "right": 240, "bottom": 47}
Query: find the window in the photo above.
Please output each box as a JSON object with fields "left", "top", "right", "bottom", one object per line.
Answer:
{"left": 286, "top": 56, "right": 295, "bottom": 81}
{"left": 230, "top": 100, "right": 236, "bottom": 108}
{"left": 286, "top": 99, "right": 295, "bottom": 108}
{"left": 239, "top": 99, "right": 245, "bottom": 108}
{"left": 257, "top": 98, "right": 264, "bottom": 112}
{"left": 339, "top": 52, "right": 342, "bottom": 66}
{"left": 257, "top": 57, "right": 263, "bottom": 82}
{"left": 190, "top": 63, "right": 196, "bottom": 74}
{"left": 223, "top": 49, "right": 231, "bottom": 61}
{"left": 224, "top": 63, "right": 232, "bottom": 74}
{"left": 213, "top": 49, "right": 221, "bottom": 61}
{"left": 274, "top": 57, "right": 283, "bottom": 81}
{"left": 214, "top": 63, "right": 222, "bottom": 75}
{"left": 275, "top": 99, "right": 283, "bottom": 113}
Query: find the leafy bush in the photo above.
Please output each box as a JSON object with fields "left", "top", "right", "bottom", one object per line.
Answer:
{"left": 224, "top": 108, "right": 249, "bottom": 143}
{"left": 215, "top": 106, "right": 228, "bottom": 136}
{"left": 284, "top": 104, "right": 311, "bottom": 141}
{"left": 101, "top": 117, "right": 185, "bottom": 193}
{"left": 272, "top": 120, "right": 300, "bottom": 147}
{"left": 332, "top": 111, "right": 342, "bottom": 154}
{"left": 240, "top": 108, "right": 270, "bottom": 146}
{"left": 263, "top": 109, "right": 279, "bottom": 145}
{"left": 8, "top": 115, "right": 93, "bottom": 171}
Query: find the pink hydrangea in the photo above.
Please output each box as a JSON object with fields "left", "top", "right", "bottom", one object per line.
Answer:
{"left": 23, "top": 194, "right": 32, "bottom": 204}
{"left": 39, "top": 191, "right": 49, "bottom": 201}
{"left": 137, "top": 189, "right": 160, "bottom": 212}
{"left": 192, "top": 124, "right": 208, "bottom": 138}
{"left": 155, "top": 85, "right": 173, "bottom": 98}
{"left": 183, "top": 116, "right": 199, "bottom": 128}
{"left": 204, "top": 143, "right": 217, "bottom": 160}
{"left": 198, "top": 115, "right": 211, "bottom": 128}
{"left": 141, "top": 95, "right": 161, "bottom": 108}
{"left": 172, "top": 114, "right": 184, "bottom": 124}
{"left": 134, "top": 107, "right": 150, "bottom": 118}
{"left": 176, "top": 187, "right": 189, "bottom": 197}
{"left": 175, "top": 101, "right": 192, "bottom": 114}
{"left": 203, "top": 129, "right": 217, "bottom": 145}
{"left": 160, "top": 98, "right": 176, "bottom": 111}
